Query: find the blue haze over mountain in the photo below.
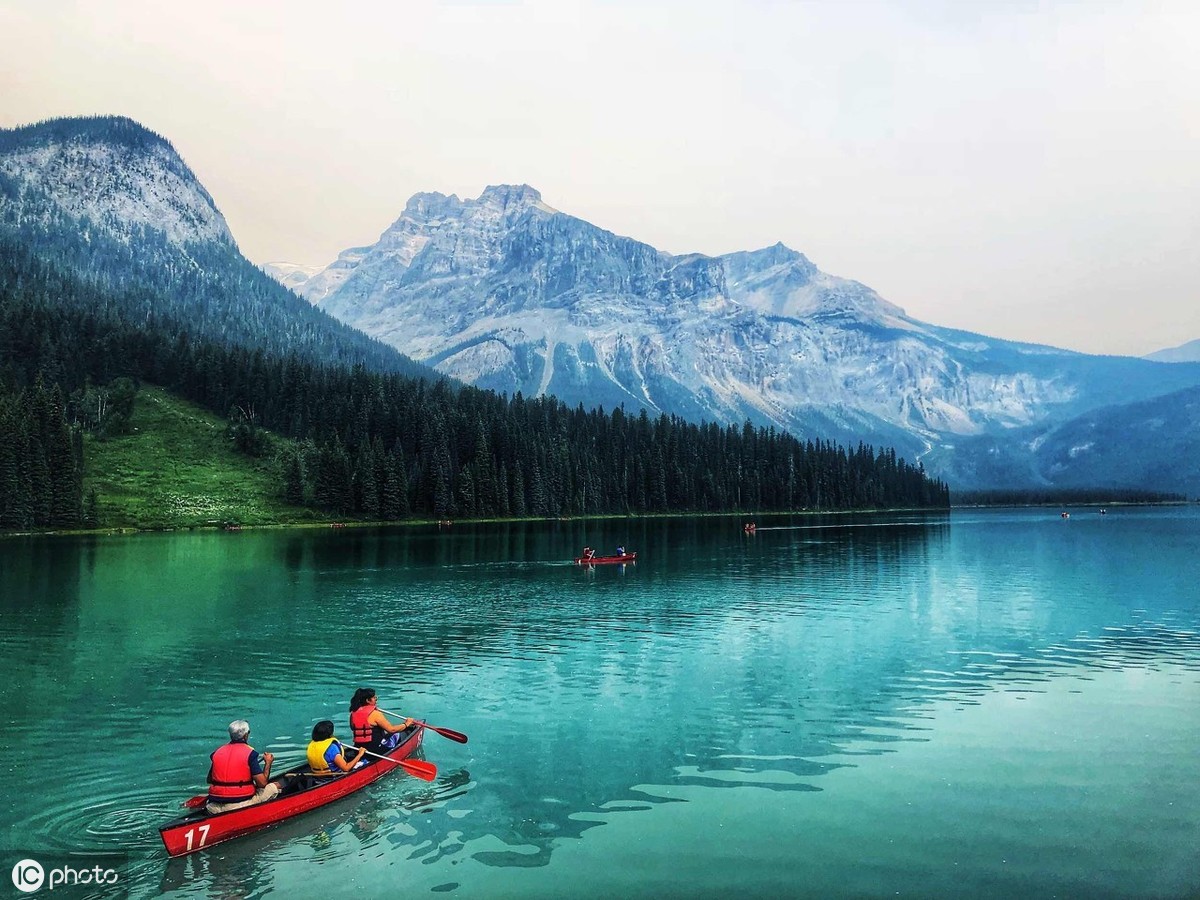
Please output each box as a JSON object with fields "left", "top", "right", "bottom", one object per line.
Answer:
{"left": 273, "top": 186, "right": 1200, "bottom": 493}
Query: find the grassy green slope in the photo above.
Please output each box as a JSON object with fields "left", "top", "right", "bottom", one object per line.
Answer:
{"left": 84, "top": 386, "right": 313, "bottom": 529}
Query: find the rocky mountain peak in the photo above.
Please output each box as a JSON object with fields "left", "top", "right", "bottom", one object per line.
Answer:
{"left": 397, "top": 191, "right": 464, "bottom": 223}
{"left": 0, "top": 115, "right": 234, "bottom": 249}
{"left": 478, "top": 183, "right": 552, "bottom": 215}
{"left": 722, "top": 242, "right": 819, "bottom": 291}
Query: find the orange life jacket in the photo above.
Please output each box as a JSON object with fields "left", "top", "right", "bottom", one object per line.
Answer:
{"left": 350, "top": 705, "right": 378, "bottom": 747}
{"left": 208, "top": 742, "right": 256, "bottom": 800}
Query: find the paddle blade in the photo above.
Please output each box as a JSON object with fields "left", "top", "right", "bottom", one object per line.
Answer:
{"left": 378, "top": 709, "right": 468, "bottom": 745}
{"left": 427, "top": 724, "right": 468, "bottom": 744}
{"left": 398, "top": 757, "right": 438, "bottom": 782}
{"left": 181, "top": 795, "right": 207, "bottom": 809}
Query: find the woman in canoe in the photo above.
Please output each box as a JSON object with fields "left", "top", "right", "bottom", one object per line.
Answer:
{"left": 350, "top": 687, "right": 416, "bottom": 754}
{"left": 306, "top": 720, "right": 366, "bottom": 775}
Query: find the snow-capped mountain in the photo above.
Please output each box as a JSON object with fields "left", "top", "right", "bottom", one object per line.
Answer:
{"left": 277, "top": 184, "right": 1200, "bottom": 489}
{"left": 261, "top": 261, "right": 324, "bottom": 291}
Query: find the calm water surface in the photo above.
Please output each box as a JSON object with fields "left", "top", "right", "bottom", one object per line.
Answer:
{"left": 1, "top": 508, "right": 1198, "bottom": 898}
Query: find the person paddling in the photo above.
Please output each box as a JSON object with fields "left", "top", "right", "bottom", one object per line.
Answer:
{"left": 205, "top": 719, "right": 281, "bottom": 814}
{"left": 349, "top": 687, "right": 415, "bottom": 754}
{"left": 306, "top": 720, "right": 366, "bottom": 775}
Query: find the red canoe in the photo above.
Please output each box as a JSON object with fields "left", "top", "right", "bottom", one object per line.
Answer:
{"left": 574, "top": 552, "right": 637, "bottom": 565}
{"left": 159, "top": 727, "right": 424, "bottom": 857}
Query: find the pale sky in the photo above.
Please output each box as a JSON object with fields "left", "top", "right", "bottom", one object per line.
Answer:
{"left": 2, "top": 0, "right": 1198, "bottom": 356}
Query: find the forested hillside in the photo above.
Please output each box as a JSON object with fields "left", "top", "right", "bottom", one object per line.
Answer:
{"left": 0, "top": 240, "right": 949, "bottom": 529}
{"left": 0, "top": 116, "right": 432, "bottom": 380}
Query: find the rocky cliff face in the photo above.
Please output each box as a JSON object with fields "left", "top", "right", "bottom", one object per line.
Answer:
{"left": 0, "top": 116, "right": 234, "bottom": 249}
{"left": 277, "top": 183, "right": 1200, "bottom": 487}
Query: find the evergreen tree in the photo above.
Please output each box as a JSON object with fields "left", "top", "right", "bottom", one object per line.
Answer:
{"left": 281, "top": 449, "right": 305, "bottom": 506}
{"left": 0, "top": 396, "right": 28, "bottom": 527}
{"left": 510, "top": 460, "right": 526, "bottom": 517}
{"left": 313, "top": 440, "right": 353, "bottom": 514}
{"left": 25, "top": 381, "right": 53, "bottom": 526}
{"left": 497, "top": 461, "right": 511, "bottom": 517}
{"left": 456, "top": 465, "right": 476, "bottom": 517}
{"left": 432, "top": 444, "right": 453, "bottom": 518}
{"left": 83, "top": 487, "right": 98, "bottom": 528}
{"left": 528, "top": 455, "right": 547, "bottom": 516}
{"left": 380, "top": 452, "right": 404, "bottom": 520}
{"left": 354, "top": 443, "right": 380, "bottom": 518}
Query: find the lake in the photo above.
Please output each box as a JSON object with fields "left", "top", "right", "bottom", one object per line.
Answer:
{"left": 1, "top": 508, "right": 1198, "bottom": 898}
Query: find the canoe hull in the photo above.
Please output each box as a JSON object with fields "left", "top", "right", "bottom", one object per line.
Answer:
{"left": 159, "top": 727, "right": 423, "bottom": 857}
{"left": 574, "top": 553, "right": 636, "bottom": 565}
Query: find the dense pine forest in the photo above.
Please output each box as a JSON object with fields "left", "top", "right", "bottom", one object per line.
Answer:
{"left": 0, "top": 238, "right": 949, "bottom": 528}
{"left": 0, "top": 376, "right": 86, "bottom": 529}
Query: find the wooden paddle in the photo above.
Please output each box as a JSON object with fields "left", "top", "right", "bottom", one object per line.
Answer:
{"left": 379, "top": 708, "right": 468, "bottom": 744}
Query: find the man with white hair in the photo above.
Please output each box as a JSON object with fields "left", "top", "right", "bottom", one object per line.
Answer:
{"left": 205, "top": 719, "right": 281, "bottom": 814}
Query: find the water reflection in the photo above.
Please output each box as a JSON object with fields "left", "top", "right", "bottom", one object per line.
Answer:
{"left": 1, "top": 509, "right": 1198, "bottom": 897}
{"left": 0, "top": 537, "right": 86, "bottom": 720}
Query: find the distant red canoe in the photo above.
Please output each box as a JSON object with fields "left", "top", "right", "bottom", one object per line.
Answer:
{"left": 159, "top": 727, "right": 424, "bottom": 857}
{"left": 574, "top": 552, "right": 637, "bottom": 565}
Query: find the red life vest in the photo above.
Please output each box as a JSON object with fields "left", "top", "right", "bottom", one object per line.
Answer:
{"left": 350, "top": 705, "right": 378, "bottom": 747}
{"left": 208, "top": 742, "right": 256, "bottom": 800}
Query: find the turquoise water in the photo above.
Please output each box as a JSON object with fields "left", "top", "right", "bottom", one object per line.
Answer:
{"left": 1, "top": 508, "right": 1198, "bottom": 898}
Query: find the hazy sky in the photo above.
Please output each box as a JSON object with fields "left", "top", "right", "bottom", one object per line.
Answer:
{"left": 2, "top": 0, "right": 1198, "bottom": 356}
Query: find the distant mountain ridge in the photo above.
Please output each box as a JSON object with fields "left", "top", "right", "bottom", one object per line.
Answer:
{"left": 274, "top": 184, "right": 1200, "bottom": 492}
{"left": 261, "top": 261, "right": 324, "bottom": 292}
{"left": 1145, "top": 338, "right": 1200, "bottom": 363}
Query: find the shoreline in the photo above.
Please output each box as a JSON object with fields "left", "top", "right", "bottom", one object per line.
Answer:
{"left": 0, "top": 506, "right": 960, "bottom": 540}
{"left": 4, "top": 500, "right": 1195, "bottom": 540}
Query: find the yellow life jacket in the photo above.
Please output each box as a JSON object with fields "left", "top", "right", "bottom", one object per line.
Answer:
{"left": 306, "top": 737, "right": 341, "bottom": 774}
